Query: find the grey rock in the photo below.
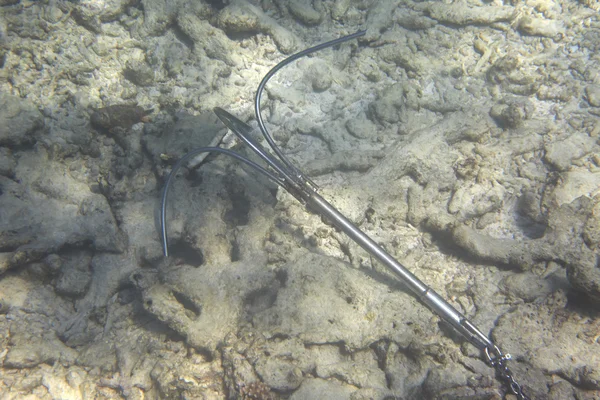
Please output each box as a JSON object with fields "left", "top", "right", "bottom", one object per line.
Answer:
{"left": 288, "top": 0, "right": 322, "bottom": 26}
{"left": 123, "top": 62, "right": 156, "bottom": 87}
{"left": 0, "top": 147, "right": 15, "bottom": 177}
{"left": 0, "top": 93, "right": 44, "bottom": 147}
{"left": 499, "top": 272, "right": 554, "bottom": 302}
{"left": 0, "top": 148, "right": 123, "bottom": 273}
{"left": 585, "top": 84, "right": 600, "bottom": 107}
{"left": 544, "top": 133, "right": 597, "bottom": 171}
{"left": 548, "top": 381, "right": 576, "bottom": 400}
{"left": 77, "top": 252, "right": 139, "bottom": 312}
{"left": 306, "top": 61, "right": 332, "bottom": 92}
{"left": 251, "top": 251, "right": 432, "bottom": 350}
{"left": 53, "top": 251, "right": 93, "bottom": 298}
{"left": 487, "top": 55, "right": 537, "bottom": 95}
{"left": 3, "top": 310, "right": 78, "bottom": 368}
{"left": 422, "top": 366, "right": 468, "bottom": 397}
{"left": 583, "top": 200, "right": 600, "bottom": 250}
{"left": 368, "top": 83, "right": 406, "bottom": 124}
{"left": 215, "top": 0, "right": 298, "bottom": 54}
{"left": 177, "top": 12, "right": 240, "bottom": 67}
{"left": 131, "top": 0, "right": 184, "bottom": 37}
{"left": 489, "top": 99, "right": 534, "bottom": 129}
{"left": 134, "top": 257, "right": 278, "bottom": 353}
{"left": 289, "top": 377, "right": 357, "bottom": 399}
{"left": 517, "top": 16, "right": 563, "bottom": 38}
{"left": 425, "top": 3, "right": 515, "bottom": 25}
{"left": 345, "top": 116, "right": 377, "bottom": 139}
{"left": 493, "top": 291, "right": 600, "bottom": 390}
{"left": 332, "top": 0, "right": 351, "bottom": 21}
{"left": 395, "top": 9, "right": 437, "bottom": 30}
{"left": 566, "top": 251, "right": 600, "bottom": 304}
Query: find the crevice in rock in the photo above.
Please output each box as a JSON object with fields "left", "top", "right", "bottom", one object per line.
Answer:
{"left": 172, "top": 290, "right": 202, "bottom": 320}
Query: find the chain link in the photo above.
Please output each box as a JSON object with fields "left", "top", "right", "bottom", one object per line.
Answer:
{"left": 485, "top": 346, "right": 530, "bottom": 400}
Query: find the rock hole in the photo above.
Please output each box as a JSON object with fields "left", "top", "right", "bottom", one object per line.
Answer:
{"left": 224, "top": 186, "right": 250, "bottom": 227}
{"left": 230, "top": 240, "right": 241, "bottom": 262}
{"left": 275, "top": 269, "right": 288, "bottom": 288}
{"left": 169, "top": 240, "right": 204, "bottom": 267}
{"left": 245, "top": 287, "right": 278, "bottom": 315}
{"left": 172, "top": 25, "right": 195, "bottom": 50}
{"left": 206, "top": 0, "right": 229, "bottom": 10}
{"left": 132, "top": 272, "right": 143, "bottom": 285}
{"left": 172, "top": 291, "right": 202, "bottom": 320}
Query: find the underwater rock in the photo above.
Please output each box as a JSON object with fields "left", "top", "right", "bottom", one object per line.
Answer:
{"left": 0, "top": 147, "right": 123, "bottom": 273}
{"left": 289, "top": 377, "right": 356, "bottom": 399}
{"left": 517, "top": 16, "right": 563, "bottom": 38}
{"left": 493, "top": 291, "right": 600, "bottom": 390}
{"left": 486, "top": 55, "right": 537, "bottom": 95}
{"left": 332, "top": 0, "right": 351, "bottom": 21}
{"left": 544, "top": 134, "right": 598, "bottom": 172}
{"left": 133, "top": 257, "right": 278, "bottom": 354}
{"left": 583, "top": 200, "right": 600, "bottom": 251}
{"left": 288, "top": 0, "right": 322, "bottom": 26}
{"left": 304, "top": 149, "right": 384, "bottom": 176}
{"left": 489, "top": 99, "right": 534, "bottom": 129}
{"left": 177, "top": 13, "right": 240, "bottom": 67}
{"left": 424, "top": 3, "right": 515, "bottom": 26}
{"left": 214, "top": 0, "right": 298, "bottom": 54}
{"left": 251, "top": 251, "right": 433, "bottom": 350}
{"left": 70, "top": 0, "right": 137, "bottom": 33}
{"left": 585, "top": 84, "right": 600, "bottom": 107}
{"left": 1, "top": 0, "right": 599, "bottom": 397}
{"left": 306, "top": 61, "right": 332, "bottom": 92}
{"left": 499, "top": 272, "right": 556, "bottom": 302}
{"left": 74, "top": 252, "right": 139, "bottom": 314}
{"left": 566, "top": 251, "right": 600, "bottom": 304}
{"left": 421, "top": 366, "right": 468, "bottom": 398}
{"left": 0, "top": 147, "right": 15, "bottom": 177}
{"left": 0, "top": 92, "right": 44, "bottom": 147}
{"left": 368, "top": 83, "right": 407, "bottom": 124}
{"left": 90, "top": 104, "right": 151, "bottom": 132}
{"left": 345, "top": 115, "right": 378, "bottom": 139}
{"left": 552, "top": 169, "right": 600, "bottom": 205}
{"left": 3, "top": 311, "right": 78, "bottom": 368}
{"left": 123, "top": 61, "right": 156, "bottom": 87}
{"left": 447, "top": 181, "right": 504, "bottom": 219}
{"left": 50, "top": 251, "right": 93, "bottom": 298}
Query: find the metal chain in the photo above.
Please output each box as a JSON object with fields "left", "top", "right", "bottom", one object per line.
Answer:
{"left": 485, "top": 346, "right": 530, "bottom": 400}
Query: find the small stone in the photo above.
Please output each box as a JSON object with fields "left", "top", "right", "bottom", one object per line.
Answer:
{"left": 489, "top": 100, "right": 534, "bottom": 128}
{"left": 345, "top": 117, "right": 376, "bottom": 139}
{"left": 0, "top": 147, "right": 15, "bottom": 177}
{"left": 123, "top": 61, "right": 155, "bottom": 86}
{"left": 90, "top": 104, "right": 151, "bottom": 131}
{"left": 288, "top": 1, "right": 322, "bottom": 26}
{"left": 585, "top": 85, "right": 600, "bottom": 107}
{"left": 517, "top": 16, "right": 561, "bottom": 37}
{"left": 307, "top": 62, "right": 332, "bottom": 92}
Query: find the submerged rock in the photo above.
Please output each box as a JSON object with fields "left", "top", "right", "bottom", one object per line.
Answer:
{"left": 90, "top": 104, "right": 151, "bottom": 132}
